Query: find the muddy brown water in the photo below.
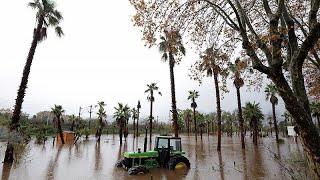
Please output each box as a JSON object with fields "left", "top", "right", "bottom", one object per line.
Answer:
{"left": 0, "top": 134, "right": 309, "bottom": 180}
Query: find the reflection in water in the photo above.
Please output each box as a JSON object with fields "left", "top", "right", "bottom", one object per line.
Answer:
{"left": 218, "top": 152, "right": 225, "bottom": 180}
{"left": 45, "top": 145, "right": 63, "bottom": 180}
{"left": 94, "top": 143, "right": 102, "bottom": 172}
{"left": 1, "top": 163, "right": 12, "bottom": 180}
{"left": 117, "top": 144, "right": 123, "bottom": 160}
{"left": 275, "top": 143, "right": 286, "bottom": 179}
{"left": 251, "top": 145, "right": 265, "bottom": 178}
{"left": 241, "top": 150, "right": 248, "bottom": 180}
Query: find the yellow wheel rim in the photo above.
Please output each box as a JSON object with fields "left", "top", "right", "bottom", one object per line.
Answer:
{"left": 175, "top": 162, "right": 187, "bottom": 169}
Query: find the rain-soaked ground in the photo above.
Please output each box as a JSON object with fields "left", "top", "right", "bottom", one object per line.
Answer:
{"left": 0, "top": 134, "right": 311, "bottom": 180}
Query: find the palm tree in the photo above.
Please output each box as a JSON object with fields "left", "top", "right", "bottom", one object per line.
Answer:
{"left": 10, "top": 0, "right": 64, "bottom": 131}
{"left": 114, "top": 103, "right": 130, "bottom": 145}
{"left": 51, "top": 105, "right": 65, "bottom": 144}
{"left": 145, "top": 83, "right": 162, "bottom": 142}
{"left": 228, "top": 59, "right": 246, "bottom": 148}
{"left": 310, "top": 102, "right": 320, "bottom": 128}
{"left": 68, "top": 114, "right": 77, "bottom": 131}
{"left": 159, "top": 30, "right": 185, "bottom": 137}
{"left": 265, "top": 83, "right": 279, "bottom": 142}
{"left": 136, "top": 101, "right": 141, "bottom": 137}
{"left": 131, "top": 108, "right": 137, "bottom": 138}
{"left": 96, "top": 101, "right": 106, "bottom": 142}
{"left": 187, "top": 90, "right": 200, "bottom": 139}
{"left": 199, "top": 47, "right": 226, "bottom": 151}
{"left": 242, "top": 102, "right": 264, "bottom": 145}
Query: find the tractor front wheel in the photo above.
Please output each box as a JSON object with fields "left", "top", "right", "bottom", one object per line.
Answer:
{"left": 168, "top": 156, "right": 190, "bottom": 170}
{"left": 128, "top": 165, "right": 148, "bottom": 175}
{"left": 115, "top": 159, "right": 125, "bottom": 168}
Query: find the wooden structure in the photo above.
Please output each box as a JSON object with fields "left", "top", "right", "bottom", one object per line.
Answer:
{"left": 57, "top": 131, "right": 75, "bottom": 143}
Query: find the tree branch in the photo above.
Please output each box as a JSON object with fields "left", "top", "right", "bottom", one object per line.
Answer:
{"left": 200, "top": 0, "right": 240, "bottom": 31}
{"left": 309, "top": 0, "right": 320, "bottom": 29}
{"left": 295, "top": 23, "right": 320, "bottom": 67}
{"left": 262, "top": 0, "right": 273, "bottom": 18}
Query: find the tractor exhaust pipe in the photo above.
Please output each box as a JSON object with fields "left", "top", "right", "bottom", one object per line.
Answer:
{"left": 144, "top": 126, "right": 148, "bottom": 152}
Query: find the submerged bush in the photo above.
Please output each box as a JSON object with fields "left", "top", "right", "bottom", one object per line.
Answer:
{"left": 277, "top": 138, "right": 285, "bottom": 143}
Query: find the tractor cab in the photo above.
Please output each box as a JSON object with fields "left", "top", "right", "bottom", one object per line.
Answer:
{"left": 154, "top": 136, "right": 185, "bottom": 167}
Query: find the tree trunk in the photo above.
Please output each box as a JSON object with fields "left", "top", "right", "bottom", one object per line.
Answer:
{"left": 4, "top": 16, "right": 44, "bottom": 163}
{"left": 149, "top": 95, "right": 153, "bottom": 142}
{"left": 119, "top": 125, "right": 123, "bottom": 145}
{"left": 70, "top": 120, "right": 75, "bottom": 131}
{"left": 57, "top": 117, "right": 65, "bottom": 144}
{"left": 169, "top": 53, "right": 178, "bottom": 137}
{"left": 213, "top": 71, "right": 222, "bottom": 151}
{"left": 317, "top": 116, "right": 320, "bottom": 129}
{"left": 193, "top": 106, "right": 197, "bottom": 139}
{"left": 236, "top": 87, "right": 245, "bottom": 148}
{"left": 272, "top": 103, "right": 279, "bottom": 141}
{"left": 97, "top": 118, "right": 103, "bottom": 142}
{"left": 252, "top": 118, "right": 258, "bottom": 145}
{"left": 133, "top": 117, "right": 136, "bottom": 138}
{"left": 4, "top": 144, "right": 14, "bottom": 163}
{"left": 136, "top": 109, "right": 140, "bottom": 137}
{"left": 10, "top": 16, "right": 44, "bottom": 130}
{"left": 271, "top": 73, "right": 320, "bottom": 178}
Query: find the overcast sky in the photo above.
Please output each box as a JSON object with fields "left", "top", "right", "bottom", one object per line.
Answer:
{"left": 0, "top": 0, "right": 285, "bottom": 122}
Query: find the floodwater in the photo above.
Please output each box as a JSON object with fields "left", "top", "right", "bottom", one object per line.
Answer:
{"left": 0, "top": 134, "right": 311, "bottom": 180}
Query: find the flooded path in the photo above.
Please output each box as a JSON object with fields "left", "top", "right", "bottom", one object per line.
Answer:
{"left": 0, "top": 134, "right": 309, "bottom": 180}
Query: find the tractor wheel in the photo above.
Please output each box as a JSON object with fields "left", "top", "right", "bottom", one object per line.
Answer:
{"left": 128, "top": 165, "right": 148, "bottom": 175}
{"left": 168, "top": 156, "right": 190, "bottom": 170}
{"left": 115, "top": 159, "right": 125, "bottom": 167}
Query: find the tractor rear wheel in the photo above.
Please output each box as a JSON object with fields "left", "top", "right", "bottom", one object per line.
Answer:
{"left": 128, "top": 165, "right": 148, "bottom": 175}
{"left": 168, "top": 156, "right": 190, "bottom": 170}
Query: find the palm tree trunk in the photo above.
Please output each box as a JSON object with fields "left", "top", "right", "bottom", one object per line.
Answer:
{"left": 10, "top": 16, "right": 44, "bottom": 130}
{"left": 213, "top": 71, "right": 222, "bottom": 151}
{"left": 149, "top": 96, "right": 153, "bottom": 142}
{"left": 97, "top": 118, "right": 103, "bottom": 142}
{"left": 169, "top": 54, "right": 178, "bottom": 137}
{"left": 4, "top": 16, "right": 44, "bottom": 163}
{"left": 119, "top": 125, "right": 123, "bottom": 145}
{"left": 136, "top": 109, "right": 140, "bottom": 137}
{"left": 133, "top": 117, "right": 136, "bottom": 138}
{"left": 193, "top": 106, "right": 197, "bottom": 139}
{"left": 58, "top": 117, "right": 65, "bottom": 144}
{"left": 272, "top": 103, "right": 279, "bottom": 141}
{"left": 253, "top": 118, "right": 258, "bottom": 145}
{"left": 70, "top": 120, "right": 75, "bottom": 131}
{"left": 236, "top": 87, "right": 245, "bottom": 149}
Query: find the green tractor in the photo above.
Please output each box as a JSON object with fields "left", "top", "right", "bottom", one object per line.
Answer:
{"left": 115, "top": 136, "right": 190, "bottom": 175}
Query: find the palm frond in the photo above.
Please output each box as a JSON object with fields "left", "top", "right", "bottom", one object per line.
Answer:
{"left": 53, "top": 10, "right": 63, "bottom": 20}
{"left": 55, "top": 26, "right": 64, "bottom": 37}
{"left": 161, "top": 53, "right": 168, "bottom": 61}
{"left": 48, "top": 16, "right": 59, "bottom": 26}
{"left": 28, "top": 2, "right": 38, "bottom": 9}
{"left": 179, "top": 45, "right": 186, "bottom": 56}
